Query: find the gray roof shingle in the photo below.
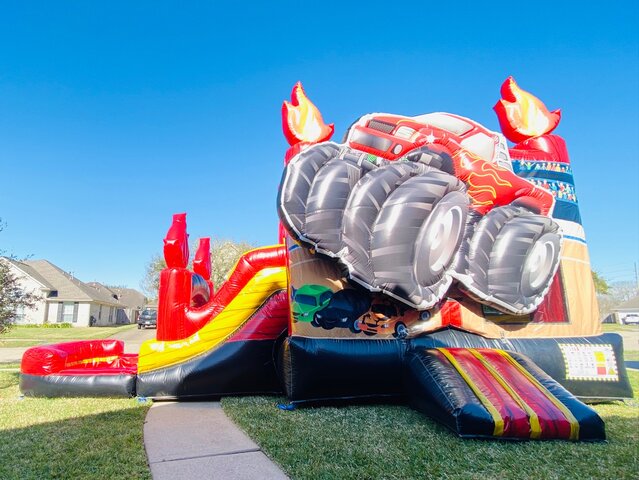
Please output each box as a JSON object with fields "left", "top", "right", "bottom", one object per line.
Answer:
{"left": 86, "top": 283, "right": 146, "bottom": 310}
{"left": 22, "top": 260, "right": 122, "bottom": 306}
{"left": 3, "top": 258, "right": 56, "bottom": 291}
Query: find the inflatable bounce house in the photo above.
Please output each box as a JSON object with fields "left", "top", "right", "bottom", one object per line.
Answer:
{"left": 20, "top": 78, "right": 633, "bottom": 441}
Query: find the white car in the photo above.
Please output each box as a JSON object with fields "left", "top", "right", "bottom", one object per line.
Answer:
{"left": 623, "top": 313, "right": 639, "bottom": 325}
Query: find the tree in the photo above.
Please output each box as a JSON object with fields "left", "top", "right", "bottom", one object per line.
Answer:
{"left": 596, "top": 279, "right": 638, "bottom": 320}
{"left": 140, "top": 239, "right": 255, "bottom": 300}
{"left": 209, "top": 240, "right": 255, "bottom": 288}
{"left": 591, "top": 270, "right": 610, "bottom": 295}
{"left": 140, "top": 253, "right": 166, "bottom": 299}
{"left": 0, "top": 221, "right": 38, "bottom": 334}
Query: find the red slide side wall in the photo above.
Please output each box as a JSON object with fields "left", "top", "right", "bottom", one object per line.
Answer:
{"left": 157, "top": 244, "right": 288, "bottom": 341}
{"left": 228, "top": 290, "right": 289, "bottom": 342}
{"left": 21, "top": 339, "right": 138, "bottom": 376}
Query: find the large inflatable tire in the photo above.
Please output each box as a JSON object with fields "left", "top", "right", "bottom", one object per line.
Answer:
{"left": 404, "top": 146, "right": 455, "bottom": 175}
{"left": 370, "top": 171, "right": 469, "bottom": 309}
{"left": 304, "top": 157, "right": 365, "bottom": 254}
{"left": 277, "top": 142, "right": 341, "bottom": 239}
{"left": 462, "top": 206, "right": 562, "bottom": 315}
{"left": 341, "top": 162, "right": 428, "bottom": 286}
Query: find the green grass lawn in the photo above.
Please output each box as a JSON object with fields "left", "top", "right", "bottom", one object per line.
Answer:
{"left": 1, "top": 324, "right": 636, "bottom": 479}
{"left": 0, "top": 324, "right": 137, "bottom": 348}
{"left": 626, "top": 351, "right": 639, "bottom": 361}
{"left": 222, "top": 371, "right": 639, "bottom": 480}
{"left": 0, "top": 366, "right": 150, "bottom": 480}
{"left": 602, "top": 324, "right": 639, "bottom": 333}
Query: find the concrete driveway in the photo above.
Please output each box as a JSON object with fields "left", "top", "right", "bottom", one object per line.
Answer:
{"left": 614, "top": 326, "right": 639, "bottom": 352}
{"left": 109, "top": 326, "right": 156, "bottom": 353}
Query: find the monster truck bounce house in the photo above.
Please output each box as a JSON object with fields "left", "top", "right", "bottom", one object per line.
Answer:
{"left": 20, "top": 78, "right": 633, "bottom": 441}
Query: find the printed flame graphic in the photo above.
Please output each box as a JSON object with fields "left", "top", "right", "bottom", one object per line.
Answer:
{"left": 462, "top": 153, "right": 513, "bottom": 209}
{"left": 494, "top": 76, "right": 561, "bottom": 144}
{"left": 282, "top": 82, "right": 334, "bottom": 146}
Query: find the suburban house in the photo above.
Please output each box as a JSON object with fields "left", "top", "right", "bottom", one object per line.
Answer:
{"left": 2, "top": 257, "right": 143, "bottom": 327}
{"left": 86, "top": 283, "right": 147, "bottom": 324}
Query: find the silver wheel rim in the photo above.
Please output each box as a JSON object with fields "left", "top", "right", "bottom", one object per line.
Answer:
{"left": 523, "top": 234, "right": 557, "bottom": 293}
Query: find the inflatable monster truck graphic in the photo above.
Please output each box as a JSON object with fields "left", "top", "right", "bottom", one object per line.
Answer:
{"left": 278, "top": 112, "right": 562, "bottom": 315}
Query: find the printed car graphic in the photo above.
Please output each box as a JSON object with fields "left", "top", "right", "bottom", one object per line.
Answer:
{"left": 291, "top": 284, "right": 333, "bottom": 322}
{"left": 358, "top": 302, "right": 406, "bottom": 338}
{"left": 313, "top": 288, "right": 371, "bottom": 332}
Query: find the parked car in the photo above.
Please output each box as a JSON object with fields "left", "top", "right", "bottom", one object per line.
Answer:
{"left": 138, "top": 308, "right": 157, "bottom": 329}
{"left": 623, "top": 313, "right": 639, "bottom": 325}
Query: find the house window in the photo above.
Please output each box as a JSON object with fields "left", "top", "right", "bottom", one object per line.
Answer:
{"left": 98, "top": 305, "right": 102, "bottom": 320}
{"left": 14, "top": 306, "right": 26, "bottom": 324}
{"left": 62, "top": 302, "right": 78, "bottom": 323}
{"left": 108, "top": 307, "right": 114, "bottom": 324}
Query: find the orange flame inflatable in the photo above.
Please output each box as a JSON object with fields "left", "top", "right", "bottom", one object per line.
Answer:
{"left": 494, "top": 77, "right": 561, "bottom": 143}
{"left": 282, "top": 82, "right": 334, "bottom": 146}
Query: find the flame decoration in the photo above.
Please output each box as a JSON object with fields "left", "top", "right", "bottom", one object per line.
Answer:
{"left": 282, "top": 82, "right": 334, "bottom": 146}
{"left": 461, "top": 152, "right": 513, "bottom": 208}
{"left": 494, "top": 77, "right": 561, "bottom": 144}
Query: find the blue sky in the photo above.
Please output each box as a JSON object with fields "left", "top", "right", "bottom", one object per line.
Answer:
{"left": 1, "top": 1, "right": 637, "bottom": 290}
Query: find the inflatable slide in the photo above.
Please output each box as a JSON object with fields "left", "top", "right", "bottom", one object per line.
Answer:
{"left": 20, "top": 223, "right": 289, "bottom": 399}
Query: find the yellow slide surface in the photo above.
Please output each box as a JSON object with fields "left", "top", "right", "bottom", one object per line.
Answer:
{"left": 137, "top": 266, "right": 287, "bottom": 374}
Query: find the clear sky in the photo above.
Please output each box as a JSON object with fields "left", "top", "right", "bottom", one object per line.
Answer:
{"left": 1, "top": 1, "right": 638, "bottom": 290}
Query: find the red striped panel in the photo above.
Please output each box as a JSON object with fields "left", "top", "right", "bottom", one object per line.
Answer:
{"left": 184, "top": 245, "right": 288, "bottom": 328}
{"left": 440, "top": 300, "right": 462, "bottom": 328}
{"left": 446, "top": 348, "right": 530, "bottom": 438}
{"left": 478, "top": 349, "right": 572, "bottom": 439}
{"left": 228, "top": 290, "right": 289, "bottom": 342}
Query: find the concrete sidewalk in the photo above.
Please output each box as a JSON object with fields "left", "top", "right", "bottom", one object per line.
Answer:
{"left": 0, "top": 347, "right": 27, "bottom": 363}
{"left": 144, "top": 402, "right": 289, "bottom": 480}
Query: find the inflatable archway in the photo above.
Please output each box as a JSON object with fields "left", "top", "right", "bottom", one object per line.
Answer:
{"left": 20, "top": 78, "right": 633, "bottom": 441}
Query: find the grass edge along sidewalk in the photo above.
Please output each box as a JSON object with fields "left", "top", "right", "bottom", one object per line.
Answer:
{"left": 222, "top": 369, "right": 639, "bottom": 480}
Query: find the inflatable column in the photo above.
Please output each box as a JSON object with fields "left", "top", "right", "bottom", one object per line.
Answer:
{"left": 495, "top": 77, "right": 600, "bottom": 333}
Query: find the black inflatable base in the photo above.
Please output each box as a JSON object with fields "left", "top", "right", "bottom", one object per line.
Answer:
{"left": 136, "top": 339, "right": 284, "bottom": 400}
{"left": 281, "top": 330, "right": 633, "bottom": 404}
{"left": 20, "top": 373, "right": 136, "bottom": 398}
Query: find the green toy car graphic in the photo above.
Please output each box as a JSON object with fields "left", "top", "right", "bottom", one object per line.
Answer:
{"left": 291, "top": 284, "right": 333, "bottom": 322}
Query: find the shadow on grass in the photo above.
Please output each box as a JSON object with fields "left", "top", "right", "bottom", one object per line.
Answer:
{"left": 0, "top": 371, "right": 19, "bottom": 391}
{"left": 0, "top": 406, "right": 150, "bottom": 480}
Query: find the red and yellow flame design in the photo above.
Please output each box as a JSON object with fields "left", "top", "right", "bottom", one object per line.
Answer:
{"left": 466, "top": 157, "right": 513, "bottom": 208}
{"left": 282, "top": 82, "right": 334, "bottom": 146}
{"left": 453, "top": 149, "right": 553, "bottom": 215}
{"left": 494, "top": 77, "right": 561, "bottom": 144}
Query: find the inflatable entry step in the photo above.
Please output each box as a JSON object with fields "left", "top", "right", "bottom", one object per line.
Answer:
{"left": 404, "top": 347, "right": 605, "bottom": 441}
